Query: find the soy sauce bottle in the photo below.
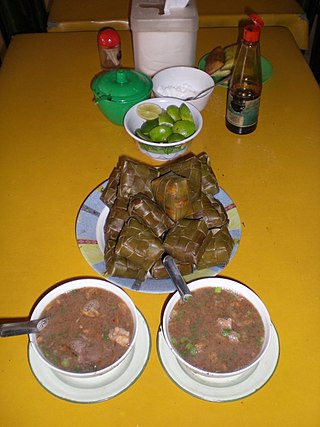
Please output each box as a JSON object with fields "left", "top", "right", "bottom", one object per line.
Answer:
{"left": 226, "top": 14, "right": 264, "bottom": 135}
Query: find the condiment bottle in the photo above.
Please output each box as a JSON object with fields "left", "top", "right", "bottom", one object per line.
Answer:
{"left": 226, "top": 14, "right": 264, "bottom": 134}
{"left": 97, "top": 27, "right": 122, "bottom": 71}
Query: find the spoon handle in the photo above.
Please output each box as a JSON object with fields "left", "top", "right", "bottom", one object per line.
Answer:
{"left": 0, "top": 317, "right": 49, "bottom": 337}
{"left": 163, "top": 254, "right": 192, "bottom": 302}
{"left": 184, "top": 84, "right": 215, "bottom": 101}
{"left": 215, "top": 75, "right": 231, "bottom": 86}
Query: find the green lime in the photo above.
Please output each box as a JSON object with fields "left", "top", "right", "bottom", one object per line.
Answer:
{"left": 136, "top": 103, "right": 163, "bottom": 120}
{"left": 140, "top": 118, "right": 159, "bottom": 134}
{"left": 166, "top": 105, "right": 181, "bottom": 122}
{"left": 172, "top": 120, "right": 196, "bottom": 138}
{"left": 135, "top": 128, "right": 152, "bottom": 141}
{"left": 158, "top": 112, "right": 174, "bottom": 127}
{"left": 167, "top": 133, "right": 186, "bottom": 142}
{"left": 179, "top": 103, "right": 194, "bottom": 122}
{"left": 149, "top": 125, "right": 173, "bottom": 142}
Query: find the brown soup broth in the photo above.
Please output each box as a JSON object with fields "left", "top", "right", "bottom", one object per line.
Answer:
{"left": 36, "top": 287, "right": 134, "bottom": 373}
{"left": 168, "top": 287, "right": 265, "bottom": 373}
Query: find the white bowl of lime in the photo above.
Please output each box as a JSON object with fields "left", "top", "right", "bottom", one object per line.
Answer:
{"left": 123, "top": 98, "right": 203, "bottom": 161}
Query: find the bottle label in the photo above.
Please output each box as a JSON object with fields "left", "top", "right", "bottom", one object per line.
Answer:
{"left": 226, "top": 93, "right": 260, "bottom": 128}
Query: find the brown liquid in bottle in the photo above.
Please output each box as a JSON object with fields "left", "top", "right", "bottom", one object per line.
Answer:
{"left": 226, "top": 86, "right": 260, "bottom": 135}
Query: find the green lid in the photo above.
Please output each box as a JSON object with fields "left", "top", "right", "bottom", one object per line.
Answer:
{"left": 91, "top": 68, "right": 152, "bottom": 103}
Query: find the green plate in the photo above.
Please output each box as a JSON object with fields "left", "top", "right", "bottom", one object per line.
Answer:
{"left": 198, "top": 53, "right": 273, "bottom": 87}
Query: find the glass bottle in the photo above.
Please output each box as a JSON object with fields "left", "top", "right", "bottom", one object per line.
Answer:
{"left": 97, "top": 27, "right": 122, "bottom": 71}
{"left": 226, "top": 15, "right": 264, "bottom": 135}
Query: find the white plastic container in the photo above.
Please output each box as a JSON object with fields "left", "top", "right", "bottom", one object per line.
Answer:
{"left": 130, "top": 0, "right": 198, "bottom": 76}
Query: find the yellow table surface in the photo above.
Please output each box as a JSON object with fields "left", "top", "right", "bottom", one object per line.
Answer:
{"left": 48, "top": 0, "right": 309, "bottom": 49}
{"left": 0, "top": 27, "right": 320, "bottom": 426}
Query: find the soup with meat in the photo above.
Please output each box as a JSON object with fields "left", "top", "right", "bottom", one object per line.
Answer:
{"left": 36, "top": 287, "right": 134, "bottom": 373}
{"left": 168, "top": 287, "right": 265, "bottom": 373}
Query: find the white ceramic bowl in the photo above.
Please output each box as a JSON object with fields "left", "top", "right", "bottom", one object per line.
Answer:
{"left": 152, "top": 66, "right": 215, "bottom": 111}
{"left": 162, "top": 277, "right": 272, "bottom": 386}
{"left": 124, "top": 98, "right": 203, "bottom": 161}
{"left": 29, "top": 278, "right": 139, "bottom": 385}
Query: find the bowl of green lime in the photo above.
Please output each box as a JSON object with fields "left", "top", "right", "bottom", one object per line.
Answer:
{"left": 123, "top": 98, "right": 203, "bottom": 161}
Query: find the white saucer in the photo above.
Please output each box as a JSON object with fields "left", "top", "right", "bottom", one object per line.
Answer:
{"left": 28, "top": 310, "right": 151, "bottom": 403}
{"left": 157, "top": 323, "right": 280, "bottom": 402}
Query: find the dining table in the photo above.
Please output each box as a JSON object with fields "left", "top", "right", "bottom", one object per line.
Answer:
{"left": 47, "top": 0, "right": 309, "bottom": 50}
{"left": 0, "top": 26, "right": 319, "bottom": 427}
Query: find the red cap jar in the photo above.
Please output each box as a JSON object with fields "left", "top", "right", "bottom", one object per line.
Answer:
{"left": 97, "top": 28, "right": 122, "bottom": 71}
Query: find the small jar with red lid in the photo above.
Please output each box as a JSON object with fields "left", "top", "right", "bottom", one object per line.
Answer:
{"left": 97, "top": 27, "right": 122, "bottom": 71}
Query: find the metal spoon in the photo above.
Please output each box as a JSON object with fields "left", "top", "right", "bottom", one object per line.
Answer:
{"left": 163, "top": 254, "right": 192, "bottom": 302}
{"left": 0, "top": 317, "right": 49, "bottom": 337}
{"left": 131, "top": 254, "right": 193, "bottom": 299}
{"left": 183, "top": 85, "right": 215, "bottom": 101}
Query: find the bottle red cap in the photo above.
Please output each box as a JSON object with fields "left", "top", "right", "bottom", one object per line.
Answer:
{"left": 243, "top": 14, "right": 264, "bottom": 42}
{"left": 98, "top": 28, "right": 121, "bottom": 47}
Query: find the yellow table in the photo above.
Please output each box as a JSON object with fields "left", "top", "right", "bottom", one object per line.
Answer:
{"left": 47, "top": 0, "right": 309, "bottom": 49}
{"left": 1, "top": 27, "right": 320, "bottom": 426}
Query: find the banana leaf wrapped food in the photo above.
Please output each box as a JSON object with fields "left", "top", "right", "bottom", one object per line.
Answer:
{"left": 151, "top": 171, "right": 194, "bottom": 221}
{"left": 100, "top": 165, "right": 121, "bottom": 208}
{"left": 118, "top": 158, "right": 159, "bottom": 201}
{"left": 128, "top": 194, "right": 174, "bottom": 238}
{"left": 188, "top": 193, "right": 229, "bottom": 229}
{"left": 105, "top": 239, "right": 148, "bottom": 281}
{"left": 107, "top": 258, "right": 147, "bottom": 282}
{"left": 101, "top": 158, "right": 159, "bottom": 207}
{"left": 104, "top": 238, "right": 116, "bottom": 261}
{"left": 159, "top": 154, "right": 203, "bottom": 201}
{"left": 104, "top": 197, "right": 129, "bottom": 241}
{"left": 164, "top": 218, "right": 209, "bottom": 265}
{"left": 101, "top": 153, "right": 234, "bottom": 282}
{"left": 115, "top": 218, "right": 164, "bottom": 272}
{"left": 150, "top": 257, "right": 193, "bottom": 279}
{"left": 197, "top": 225, "right": 235, "bottom": 269}
{"left": 198, "top": 152, "right": 219, "bottom": 196}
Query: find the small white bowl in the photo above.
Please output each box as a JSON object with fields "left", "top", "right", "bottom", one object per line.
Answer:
{"left": 124, "top": 98, "right": 203, "bottom": 161}
{"left": 162, "top": 277, "right": 272, "bottom": 386}
{"left": 152, "top": 66, "right": 215, "bottom": 111}
{"left": 29, "top": 278, "right": 139, "bottom": 385}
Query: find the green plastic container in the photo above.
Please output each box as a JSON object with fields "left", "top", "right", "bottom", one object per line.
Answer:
{"left": 91, "top": 68, "right": 152, "bottom": 125}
